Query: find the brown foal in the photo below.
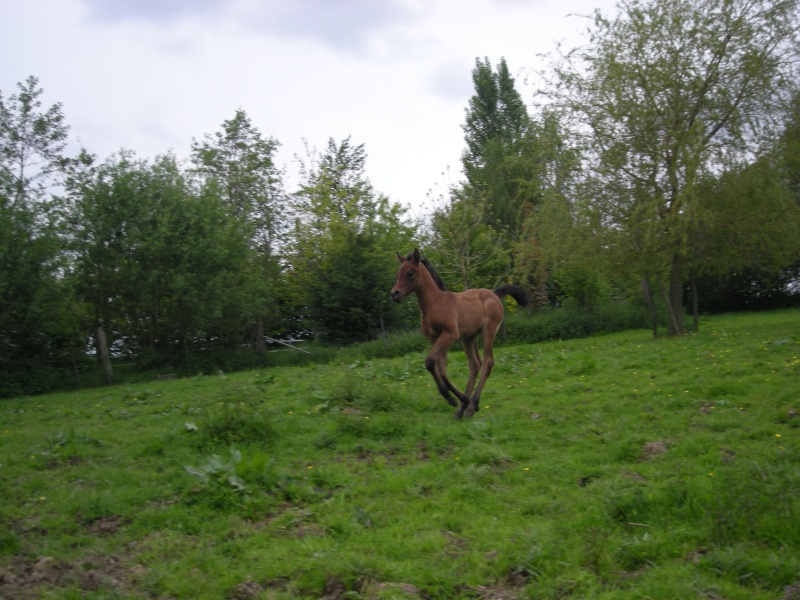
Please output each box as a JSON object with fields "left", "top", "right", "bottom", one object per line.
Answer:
{"left": 390, "top": 249, "right": 528, "bottom": 418}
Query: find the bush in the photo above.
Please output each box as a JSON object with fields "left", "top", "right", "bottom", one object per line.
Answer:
{"left": 341, "top": 331, "right": 430, "bottom": 361}
{"left": 340, "top": 301, "right": 654, "bottom": 363}
{"left": 132, "top": 343, "right": 337, "bottom": 378}
{"left": 501, "top": 301, "right": 654, "bottom": 345}
{"left": 310, "top": 370, "right": 406, "bottom": 415}
{"left": 0, "top": 362, "right": 82, "bottom": 399}
{"left": 2, "top": 301, "right": 658, "bottom": 400}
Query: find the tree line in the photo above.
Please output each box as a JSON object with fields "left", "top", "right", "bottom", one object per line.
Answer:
{"left": 1, "top": 88, "right": 419, "bottom": 395}
{"left": 3, "top": 0, "right": 799, "bottom": 397}
{"left": 427, "top": 0, "right": 800, "bottom": 334}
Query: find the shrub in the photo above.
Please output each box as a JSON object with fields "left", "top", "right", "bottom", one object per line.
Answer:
{"left": 501, "top": 301, "right": 654, "bottom": 345}
{"left": 0, "top": 363, "right": 82, "bottom": 399}
{"left": 341, "top": 331, "right": 429, "bottom": 361}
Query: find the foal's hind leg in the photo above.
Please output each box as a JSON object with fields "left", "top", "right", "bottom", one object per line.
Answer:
{"left": 460, "top": 337, "right": 482, "bottom": 417}
{"left": 463, "top": 324, "right": 501, "bottom": 418}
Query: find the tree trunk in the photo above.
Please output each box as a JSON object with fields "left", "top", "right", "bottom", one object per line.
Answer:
{"left": 690, "top": 266, "right": 699, "bottom": 333}
{"left": 72, "top": 350, "right": 82, "bottom": 387}
{"left": 666, "top": 253, "right": 685, "bottom": 336}
{"left": 641, "top": 275, "right": 658, "bottom": 338}
{"left": 96, "top": 326, "right": 113, "bottom": 385}
{"left": 255, "top": 318, "right": 266, "bottom": 353}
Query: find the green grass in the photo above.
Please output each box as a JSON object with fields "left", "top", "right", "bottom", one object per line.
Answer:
{"left": 1, "top": 310, "right": 799, "bottom": 599}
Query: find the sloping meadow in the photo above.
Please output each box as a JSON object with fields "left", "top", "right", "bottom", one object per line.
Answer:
{"left": 1, "top": 310, "right": 799, "bottom": 599}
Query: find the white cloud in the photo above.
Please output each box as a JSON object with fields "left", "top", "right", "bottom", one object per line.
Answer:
{"left": 0, "top": 0, "right": 615, "bottom": 214}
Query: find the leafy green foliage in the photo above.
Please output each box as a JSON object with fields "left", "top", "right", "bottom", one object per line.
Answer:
{"left": 695, "top": 264, "right": 800, "bottom": 313}
{"left": 462, "top": 57, "right": 531, "bottom": 235}
{"left": 66, "top": 151, "right": 256, "bottom": 364}
{"left": 0, "top": 77, "right": 84, "bottom": 382}
{"left": 501, "top": 301, "right": 654, "bottom": 344}
{"left": 191, "top": 110, "right": 286, "bottom": 347}
{"left": 191, "top": 384, "right": 275, "bottom": 449}
{"left": 428, "top": 192, "right": 508, "bottom": 290}
{"left": 430, "top": 58, "right": 538, "bottom": 288}
{"left": 544, "top": 0, "right": 800, "bottom": 334}
{"left": 288, "top": 137, "right": 416, "bottom": 342}
{"left": 185, "top": 447, "right": 276, "bottom": 509}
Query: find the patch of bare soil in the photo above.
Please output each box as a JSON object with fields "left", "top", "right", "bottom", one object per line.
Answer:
{"left": 321, "top": 577, "right": 425, "bottom": 600}
{"left": 320, "top": 575, "right": 347, "bottom": 600}
{"left": 270, "top": 575, "right": 526, "bottom": 600}
{"left": 229, "top": 576, "right": 266, "bottom": 599}
{"left": 642, "top": 441, "right": 668, "bottom": 460}
{"left": 82, "top": 514, "right": 127, "bottom": 535}
{"left": 455, "top": 582, "right": 526, "bottom": 600}
{"left": 0, "top": 554, "right": 146, "bottom": 599}
{"left": 783, "top": 582, "right": 800, "bottom": 600}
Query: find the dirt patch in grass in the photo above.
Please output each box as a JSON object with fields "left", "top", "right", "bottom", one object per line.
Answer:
{"left": 642, "top": 441, "right": 668, "bottom": 460}
{"left": 0, "top": 554, "right": 146, "bottom": 599}
{"left": 783, "top": 583, "right": 800, "bottom": 600}
{"left": 456, "top": 582, "right": 526, "bottom": 600}
{"left": 82, "top": 514, "right": 128, "bottom": 535}
{"left": 229, "top": 576, "right": 266, "bottom": 599}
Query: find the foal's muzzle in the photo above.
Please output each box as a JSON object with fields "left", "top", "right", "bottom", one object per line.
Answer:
{"left": 391, "top": 290, "right": 404, "bottom": 303}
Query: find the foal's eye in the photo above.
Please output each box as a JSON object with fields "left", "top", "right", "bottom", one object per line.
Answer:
{"left": 407, "top": 270, "right": 415, "bottom": 279}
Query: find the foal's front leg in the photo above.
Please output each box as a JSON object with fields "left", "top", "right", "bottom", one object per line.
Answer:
{"left": 424, "top": 335, "right": 469, "bottom": 413}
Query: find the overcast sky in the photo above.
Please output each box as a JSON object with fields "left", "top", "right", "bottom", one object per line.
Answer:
{"left": 1, "top": 0, "right": 616, "bottom": 217}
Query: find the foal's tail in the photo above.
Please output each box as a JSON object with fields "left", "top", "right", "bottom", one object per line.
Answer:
{"left": 493, "top": 284, "right": 529, "bottom": 308}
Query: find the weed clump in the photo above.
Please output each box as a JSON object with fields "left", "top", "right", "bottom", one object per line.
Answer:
{"left": 312, "top": 371, "right": 404, "bottom": 414}
{"left": 191, "top": 384, "right": 274, "bottom": 449}
{"left": 185, "top": 447, "right": 273, "bottom": 509}
{"left": 184, "top": 447, "right": 320, "bottom": 513}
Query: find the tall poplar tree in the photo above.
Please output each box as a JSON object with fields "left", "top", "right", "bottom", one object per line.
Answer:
{"left": 461, "top": 57, "right": 532, "bottom": 236}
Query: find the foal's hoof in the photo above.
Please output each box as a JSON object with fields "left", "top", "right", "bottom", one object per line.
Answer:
{"left": 455, "top": 401, "right": 471, "bottom": 419}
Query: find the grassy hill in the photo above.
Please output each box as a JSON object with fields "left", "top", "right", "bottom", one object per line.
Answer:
{"left": 1, "top": 310, "right": 799, "bottom": 599}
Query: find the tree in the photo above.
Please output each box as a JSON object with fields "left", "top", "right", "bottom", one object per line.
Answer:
{"left": 429, "top": 58, "right": 538, "bottom": 290}
{"left": 191, "top": 109, "right": 283, "bottom": 251}
{"left": 191, "top": 110, "right": 286, "bottom": 349}
{"left": 512, "top": 110, "right": 585, "bottom": 309}
{"left": 688, "top": 152, "right": 800, "bottom": 318}
{"left": 780, "top": 89, "right": 800, "bottom": 205}
{"left": 547, "top": 0, "right": 800, "bottom": 334}
{"left": 461, "top": 57, "right": 533, "bottom": 238}
{"left": 428, "top": 189, "right": 508, "bottom": 291}
{"left": 289, "top": 138, "right": 416, "bottom": 343}
{"left": 0, "top": 76, "right": 82, "bottom": 389}
{"left": 66, "top": 151, "right": 254, "bottom": 366}
{"left": 0, "top": 76, "right": 69, "bottom": 214}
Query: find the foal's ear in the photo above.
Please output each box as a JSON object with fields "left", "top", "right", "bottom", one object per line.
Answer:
{"left": 412, "top": 248, "right": 421, "bottom": 264}
{"left": 396, "top": 252, "right": 405, "bottom": 263}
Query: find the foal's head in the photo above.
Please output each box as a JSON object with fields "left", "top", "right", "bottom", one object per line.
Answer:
{"left": 407, "top": 251, "right": 447, "bottom": 291}
{"left": 391, "top": 248, "right": 423, "bottom": 303}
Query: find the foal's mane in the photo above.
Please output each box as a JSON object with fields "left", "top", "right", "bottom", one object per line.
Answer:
{"left": 405, "top": 251, "right": 448, "bottom": 291}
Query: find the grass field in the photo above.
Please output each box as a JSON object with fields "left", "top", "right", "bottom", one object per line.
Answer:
{"left": 1, "top": 310, "right": 799, "bottom": 599}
